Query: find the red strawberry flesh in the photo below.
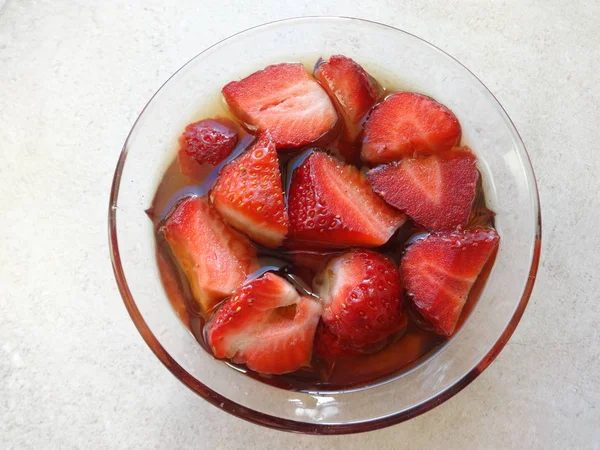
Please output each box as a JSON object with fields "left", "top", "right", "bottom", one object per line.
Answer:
{"left": 400, "top": 228, "right": 500, "bottom": 336}
{"left": 314, "top": 249, "right": 405, "bottom": 347}
{"left": 362, "top": 92, "right": 461, "bottom": 164}
{"left": 210, "top": 133, "right": 288, "bottom": 248}
{"left": 314, "top": 55, "right": 379, "bottom": 141}
{"left": 222, "top": 63, "right": 338, "bottom": 148}
{"left": 287, "top": 151, "right": 405, "bottom": 247}
{"left": 179, "top": 118, "right": 238, "bottom": 166}
{"left": 367, "top": 148, "right": 479, "bottom": 231}
{"left": 161, "top": 196, "right": 258, "bottom": 313}
{"left": 206, "top": 272, "right": 322, "bottom": 375}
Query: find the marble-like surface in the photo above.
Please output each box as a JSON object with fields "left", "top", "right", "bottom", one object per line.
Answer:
{"left": 1, "top": 1, "right": 598, "bottom": 448}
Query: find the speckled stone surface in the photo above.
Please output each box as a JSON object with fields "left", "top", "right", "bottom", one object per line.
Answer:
{"left": 1, "top": 1, "right": 599, "bottom": 448}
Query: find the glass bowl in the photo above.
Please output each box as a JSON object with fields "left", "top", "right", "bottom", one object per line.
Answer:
{"left": 108, "top": 17, "right": 541, "bottom": 434}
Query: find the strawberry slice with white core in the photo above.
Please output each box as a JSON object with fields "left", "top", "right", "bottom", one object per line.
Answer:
{"left": 206, "top": 272, "right": 322, "bottom": 375}
{"left": 361, "top": 92, "right": 461, "bottom": 164}
{"left": 222, "top": 63, "right": 338, "bottom": 148}
{"left": 367, "top": 148, "right": 479, "bottom": 231}
{"left": 161, "top": 196, "right": 258, "bottom": 313}
{"left": 314, "top": 55, "right": 379, "bottom": 141}
{"left": 400, "top": 228, "right": 500, "bottom": 336}
{"left": 210, "top": 133, "right": 288, "bottom": 248}
{"left": 287, "top": 151, "right": 406, "bottom": 247}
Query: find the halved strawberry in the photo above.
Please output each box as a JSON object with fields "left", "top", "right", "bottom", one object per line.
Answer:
{"left": 400, "top": 228, "right": 500, "bottom": 336}
{"left": 179, "top": 118, "right": 238, "bottom": 166}
{"left": 206, "top": 272, "right": 322, "bottom": 375}
{"left": 361, "top": 92, "right": 461, "bottom": 164}
{"left": 287, "top": 151, "right": 405, "bottom": 247}
{"left": 313, "top": 249, "right": 405, "bottom": 347}
{"left": 161, "top": 196, "right": 258, "bottom": 313}
{"left": 367, "top": 148, "right": 479, "bottom": 231}
{"left": 314, "top": 55, "right": 379, "bottom": 141}
{"left": 222, "top": 63, "right": 338, "bottom": 148}
{"left": 210, "top": 133, "right": 288, "bottom": 248}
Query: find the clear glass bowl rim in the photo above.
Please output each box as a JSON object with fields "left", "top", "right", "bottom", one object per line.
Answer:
{"left": 108, "top": 16, "right": 542, "bottom": 435}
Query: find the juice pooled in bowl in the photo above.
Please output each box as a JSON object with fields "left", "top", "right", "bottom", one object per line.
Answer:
{"left": 146, "top": 55, "right": 499, "bottom": 391}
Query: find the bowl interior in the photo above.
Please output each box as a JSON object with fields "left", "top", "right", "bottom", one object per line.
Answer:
{"left": 109, "top": 17, "right": 540, "bottom": 433}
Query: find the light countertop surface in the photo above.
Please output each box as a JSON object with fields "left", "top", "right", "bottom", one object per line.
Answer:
{"left": 1, "top": 1, "right": 599, "bottom": 448}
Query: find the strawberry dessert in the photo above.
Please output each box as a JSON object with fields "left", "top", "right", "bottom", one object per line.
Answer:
{"left": 149, "top": 55, "right": 499, "bottom": 388}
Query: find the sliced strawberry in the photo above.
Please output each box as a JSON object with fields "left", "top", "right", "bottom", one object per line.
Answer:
{"left": 400, "top": 228, "right": 500, "bottom": 336}
{"left": 313, "top": 249, "right": 405, "bottom": 347}
{"left": 287, "top": 151, "right": 405, "bottom": 247}
{"left": 222, "top": 63, "right": 338, "bottom": 148}
{"left": 367, "top": 148, "right": 479, "bottom": 231}
{"left": 361, "top": 92, "right": 461, "bottom": 164}
{"left": 210, "top": 133, "right": 288, "bottom": 248}
{"left": 206, "top": 272, "right": 322, "bottom": 375}
{"left": 179, "top": 118, "right": 238, "bottom": 166}
{"left": 314, "top": 55, "right": 379, "bottom": 141}
{"left": 161, "top": 196, "right": 258, "bottom": 313}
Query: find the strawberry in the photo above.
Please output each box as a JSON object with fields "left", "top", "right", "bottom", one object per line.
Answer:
{"left": 400, "top": 228, "right": 500, "bottom": 336}
{"left": 222, "top": 63, "right": 338, "bottom": 148}
{"left": 361, "top": 92, "right": 461, "bottom": 164}
{"left": 313, "top": 249, "right": 405, "bottom": 347}
{"left": 287, "top": 151, "right": 405, "bottom": 247}
{"left": 367, "top": 148, "right": 479, "bottom": 231}
{"left": 179, "top": 118, "right": 238, "bottom": 166}
{"left": 206, "top": 272, "right": 322, "bottom": 375}
{"left": 314, "top": 55, "right": 379, "bottom": 141}
{"left": 210, "top": 133, "right": 288, "bottom": 248}
{"left": 161, "top": 196, "right": 258, "bottom": 313}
